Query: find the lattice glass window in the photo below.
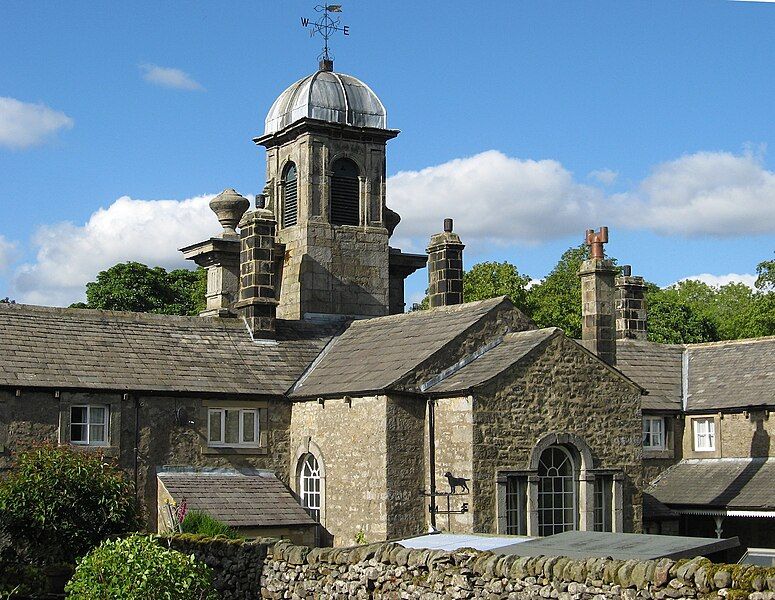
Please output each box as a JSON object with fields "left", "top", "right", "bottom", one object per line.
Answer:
{"left": 299, "top": 453, "right": 322, "bottom": 522}
{"left": 207, "top": 408, "right": 260, "bottom": 448}
{"left": 594, "top": 474, "right": 613, "bottom": 532}
{"left": 537, "top": 446, "right": 576, "bottom": 536}
{"left": 642, "top": 416, "right": 665, "bottom": 450}
{"left": 282, "top": 163, "right": 298, "bottom": 227}
{"left": 70, "top": 405, "right": 108, "bottom": 446}
{"left": 330, "top": 158, "right": 359, "bottom": 226}
{"left": 693, "top": 418, "right": 716, "bottom": 451}
{"left": 505, "top": 476, "right": 527, "bottom": 535}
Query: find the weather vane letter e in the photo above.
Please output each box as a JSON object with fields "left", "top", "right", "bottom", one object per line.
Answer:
{"left": 301, "top": 4, "right": 349, "bottom": 63}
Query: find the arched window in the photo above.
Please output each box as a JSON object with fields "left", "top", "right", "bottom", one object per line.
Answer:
{"left": 282, "top": 163, "right": 298, "bottom": 227}
{"left": 330, "top": 158, "right": 359, "bottom": 226}
{"left": 298, "top": 453, "right": 322, "bottom": 521}
{"left": 537, "top": 446, "right": 576, "bottom": 536}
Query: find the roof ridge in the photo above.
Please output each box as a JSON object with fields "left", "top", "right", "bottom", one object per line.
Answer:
{"left": 685, "top": 336, "right": 775, "bottom": 349}
{"left": 348, "top": 296, "right": 510, "bottom": 328}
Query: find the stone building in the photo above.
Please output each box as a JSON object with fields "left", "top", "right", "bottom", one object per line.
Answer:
{"left": 0, "top": 58, "right": 773, "bottom": 550}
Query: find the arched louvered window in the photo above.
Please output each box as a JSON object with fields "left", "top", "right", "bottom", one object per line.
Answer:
{"left": 282, "top": 162, "right": 298, "bottom": 227}
{"left": 330, "top": 158, "right": 359, "bottom": 226}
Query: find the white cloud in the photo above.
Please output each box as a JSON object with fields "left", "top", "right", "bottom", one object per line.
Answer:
{"left": 0, "top": 97, "right": 73, "bottom": 149}
{"left": 589, "top": 169, "right": 618, "bottom": 185}
{"left": 676, "top": 273, "right": 758, "bottom": 290}
{"left": 621, "top": 151, "right": 775, "bottom": 236}
{"left": 388, "top": 150, "right": 605, "bottom": 250}
{"left": 139, "top": 64, "right": 204, "bottom": 91}
{"left": 387, "top": 149, "right": 775, "bottom": 249}
{"left": 12, "top": 194, "right": 220, "bottom": 306}
{"left": 0, "top": 235, "right": 18, "bottom": 272}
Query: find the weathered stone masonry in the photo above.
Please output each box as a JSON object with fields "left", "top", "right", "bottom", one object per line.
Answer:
{"left": 163, "top": 534, "right": 775, "bottom": 600}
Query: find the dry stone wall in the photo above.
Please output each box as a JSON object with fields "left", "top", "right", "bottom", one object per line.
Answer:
{"left": 163, "top": 535, "right": 775, "bottom": 600}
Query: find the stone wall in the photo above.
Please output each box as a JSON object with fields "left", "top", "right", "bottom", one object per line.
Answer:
{"left": 469, "top": 334, "right": 644, "bottom": 533}
{"left": 0, "top": 390, "right": 291, "bottom": 529}
{"left": 290, "top": 395, "right": 389, "bottom": 546}
{"left": 163, "top": 535, "right": 775, "bottom": 600}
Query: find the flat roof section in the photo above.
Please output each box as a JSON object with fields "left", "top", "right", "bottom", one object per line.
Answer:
{"left": 397, "top": 533, "right": 534, "bottom": 552}
{"left": 496, "top": 531, "right": 739, "bottom": 560}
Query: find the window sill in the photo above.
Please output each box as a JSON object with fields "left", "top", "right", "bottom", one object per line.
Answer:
{"left": 202, "top": 446, "right": 268, "bottom": 456}
{"left": 642, "top": 447, "right": 673, "bottom": 459}
{"left": 65, "top": 444, "right": 119, "bottom": 458}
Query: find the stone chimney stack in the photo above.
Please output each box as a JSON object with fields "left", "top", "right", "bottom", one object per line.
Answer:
{"left": 234, "top": 195, "right": 279, "bottom": 338}
{"left": 579, "top": 226, "right": 617, "bottom": 365}
{"left": 427, "top": 218, "right": 465, "bottom": 308}
{"left": 180, "top": 188, "right": 248, "bottom": 317}
{"left": 615, "top": 265, "right": 648, "bottom": 340}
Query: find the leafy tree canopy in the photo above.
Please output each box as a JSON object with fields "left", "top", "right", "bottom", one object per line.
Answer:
{"left": 463, "top": 261, "right": 532, "bottom": 313}
{"left": 756, "top": 254, "right": 775, "bottom": 292}
{"left": 526, "top": 244, "right": 589, "bottom": 338}
{"left": 70, "top": 262, "right": 206, "bottom": 315}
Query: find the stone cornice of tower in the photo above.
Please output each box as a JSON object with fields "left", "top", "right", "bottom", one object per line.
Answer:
{"left": 253, "top": 117, "right": 400, "bottom": 149}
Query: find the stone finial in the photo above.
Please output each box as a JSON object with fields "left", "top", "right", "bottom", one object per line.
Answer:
{"left": 210, "top": 189, "right": 250, "bottom": 238}
{"left": 585, "top": 226, "right": 609, "bottom": 260}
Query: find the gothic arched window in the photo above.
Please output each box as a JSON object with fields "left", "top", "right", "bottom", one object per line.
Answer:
{"left": 537, "top": 446, "right": 576, "bottom": 536}
{"left": 282, "top": 162, "right": 298, "bottom": 227}
{"left": 330, "top": 158, "right": 359, "bottom": 226}
{"left": 298, "top": 453, "right": 322, "bottom": 522}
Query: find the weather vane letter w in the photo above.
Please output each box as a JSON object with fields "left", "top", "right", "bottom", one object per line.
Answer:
{"left": 301, "top": 4, "right": 350, "bottom": 63}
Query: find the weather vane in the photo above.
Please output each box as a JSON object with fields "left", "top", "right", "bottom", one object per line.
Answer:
{"left": 301, "top": 4, "right": 350, "bottom": 63}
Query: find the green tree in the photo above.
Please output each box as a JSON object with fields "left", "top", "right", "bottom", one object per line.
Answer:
{"left": 526, "top": 244, "right": 590, "bottom": 338}
{"left": 463, "top": 261, "right": 532, "bottom": 313}
{"left": 646, "top": 287, "right": 719, "bottom": 344}
{"left": 70, "top": 262, "right": 206, "bottom": 315}
{"left": 0, "top": 445, "right": 139, "bottom": 566}
{"left": 756, "top": 254, "right": 775, "bottom": 292}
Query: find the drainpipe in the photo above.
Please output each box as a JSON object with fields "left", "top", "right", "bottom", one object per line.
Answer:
{"left": 133, "top": 394, "right": 140, "bottom": 506}
{"left": 428, "top": 398, "right": 437, "bottom": 530}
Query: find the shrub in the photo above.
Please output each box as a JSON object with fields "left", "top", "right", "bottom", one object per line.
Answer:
{"left": 180, "top": 510, "right": 238, "bottom": 539}
{"left": 0, "top": 564, "right": 44, "bottom": 598}
{"left": 0, "top": 444, "right": 139, "bottom": 565}
{"left": 65, "top": 535, "right": 215, "bottom": 600}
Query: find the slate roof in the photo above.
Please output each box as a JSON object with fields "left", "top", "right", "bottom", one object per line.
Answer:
{"left": 686, "top": 338, "right": 775, "bottom": 411}
{"left": 289, "top": 297, "right": 512, "bottom": 398}
{"left": 647, "top": 458, "right": 775, "bottom": 510}
{"left": 425, "top": 328, "right": 559, "bottom": 394}
{"left": 158, "top": 469, "right": 316, "bottom": 527}
{"left": 0, "top": 303, "right": 336, "bottom": 395}
{"left": 616, "top": 340, "right": 683, "bottom": 411}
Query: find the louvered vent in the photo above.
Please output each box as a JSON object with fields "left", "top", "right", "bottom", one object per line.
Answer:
{"left": 330, "top": 158, "right": 359, "bottom": 226}
{"left": 282, "top": 164, "right": 298, "bottom": 227}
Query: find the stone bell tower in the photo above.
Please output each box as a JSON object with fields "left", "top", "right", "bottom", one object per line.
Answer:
{"left": 253, "top": 59, "right": 403, "bottom": 320}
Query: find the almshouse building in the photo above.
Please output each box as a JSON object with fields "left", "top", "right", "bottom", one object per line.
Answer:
{"left": 0, "top": 58, "right": 772, "bottom": 550}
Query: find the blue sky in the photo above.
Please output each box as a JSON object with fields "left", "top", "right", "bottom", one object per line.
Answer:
{"left": 1, "top": 0, "right": 774, "bottom": 306}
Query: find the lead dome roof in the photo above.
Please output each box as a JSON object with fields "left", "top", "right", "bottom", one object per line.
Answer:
{"left": 264, "top": 68, "right": 387, "bottom": 135}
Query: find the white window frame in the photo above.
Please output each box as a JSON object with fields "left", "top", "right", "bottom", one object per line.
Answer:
{"left": 299, "top": 453, "right": 322, "bottom": 522}
{"left": 693, "top": 417, "right": 716, "bottom": 452}
{"left": 70, "top": 404, "right": 109, "bottom": 446}
{"left": 537, "top": 446, "right": 577, "bottom": 536}
{"left": 642, "top": 416, "right": 665, "bottom": 450}
{"left": 207, "top": 408, "right": 260, "bottom": 448}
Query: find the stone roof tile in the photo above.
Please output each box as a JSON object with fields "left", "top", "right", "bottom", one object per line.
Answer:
{"left": 0, "top": 304, "right": 336, "bottom": 395}
{"left": 647, "top": 458, "right": 775, "bottom": 509}
{"left": 686, "top": 337, "right": 775, "bottom": 411}
{"left": 158, "top": 470, "right": 316, "bottom": 527}
{"left": 289, "top": 297, "right": 515, "bottom": 398}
